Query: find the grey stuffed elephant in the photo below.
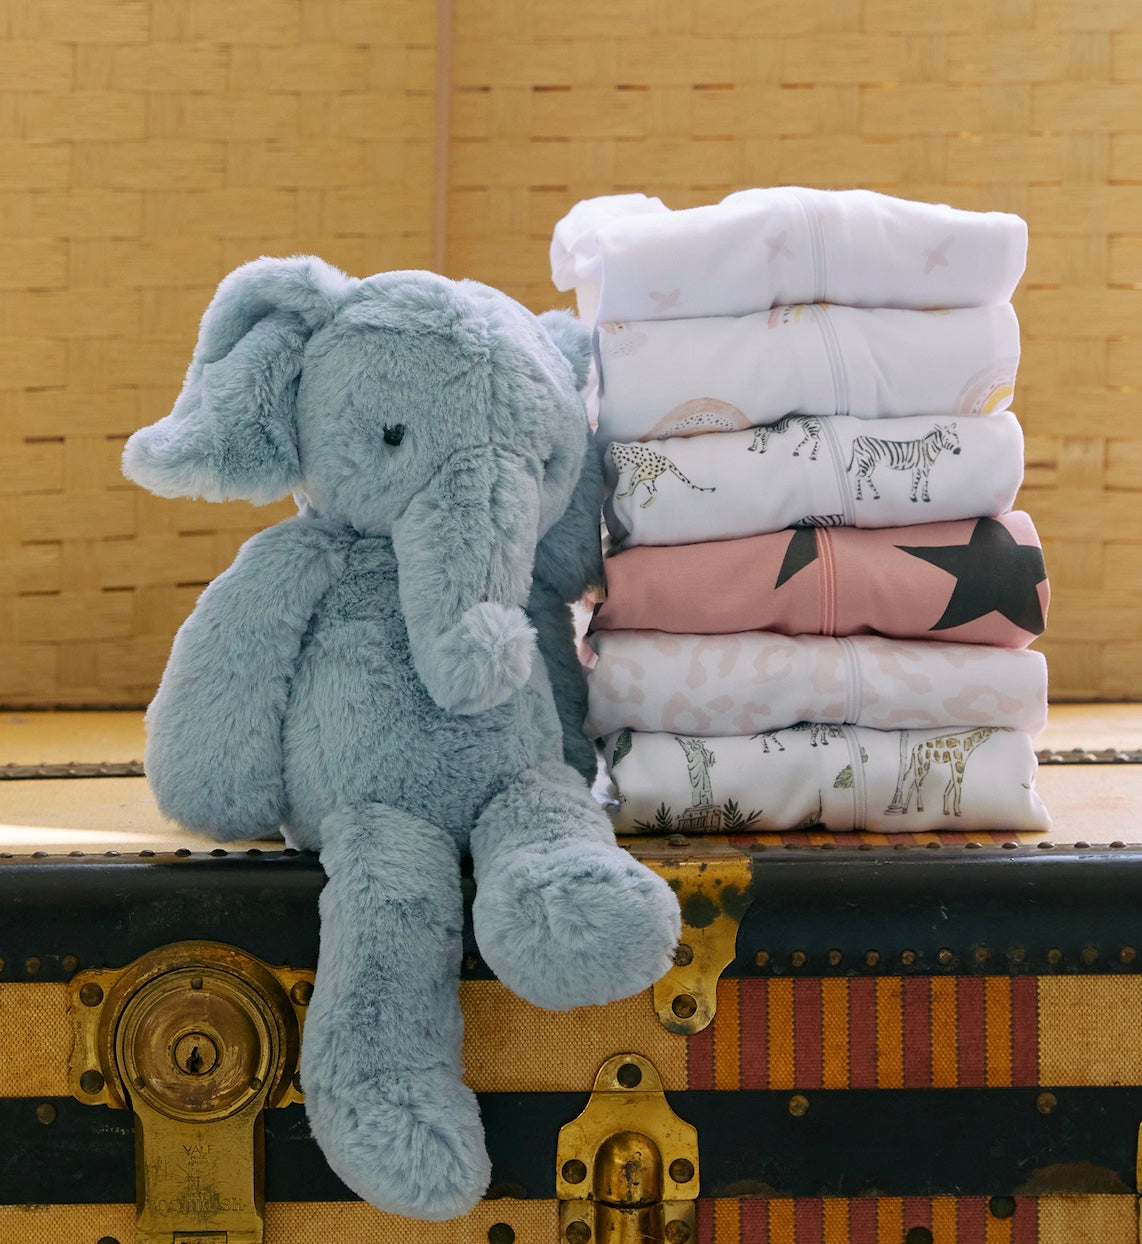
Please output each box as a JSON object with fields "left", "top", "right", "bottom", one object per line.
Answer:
{"left": 121, "top": 257, "right": 680, "bottom": 1221}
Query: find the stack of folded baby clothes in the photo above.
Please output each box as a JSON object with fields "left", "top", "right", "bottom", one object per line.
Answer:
{"left": 551, "top": 187, "right": 1052, "bottom": 835}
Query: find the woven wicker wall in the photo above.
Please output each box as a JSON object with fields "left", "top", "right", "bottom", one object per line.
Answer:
{"left": 447, "top": 0, "right": 1142, "bottom": 701}
{"left": 1, "top": 0, "right": 1139, "bottom": 704}
{"left": 0, "top": 0, "right": 438, "bottom": 705}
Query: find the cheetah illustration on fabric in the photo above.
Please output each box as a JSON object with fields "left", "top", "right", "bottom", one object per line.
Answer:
{"left": 611, "top": 442, "right": 716, "bottom": 509}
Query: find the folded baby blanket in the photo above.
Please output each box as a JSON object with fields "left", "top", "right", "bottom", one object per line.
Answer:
{"left": 585, "top": 631, "right": 1049, "bottom": 738}
{"left": 604, "top": 411, "right": 1024, "bottom": 547}
{"left": 601, "top": 725, "right": 1050, "bottom": 834}
{"left": 595, "top": 302, "right": 1019, "bottom": 445}
{"left": 551, "top": 188, "right": 1028, "bottom": 324}
{"left": 592, "top": 511, "right": 1049, "bottom": 649}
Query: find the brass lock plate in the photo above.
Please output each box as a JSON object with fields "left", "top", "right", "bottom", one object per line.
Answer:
{"left": 630, "top": 840, "right": 754, "bottom": 1035}
{"left": 557, "top": 1053, "right": 699, "bottom": 1244}
{"left": 68, "top": 940, "right": 313, "bottom": 1244}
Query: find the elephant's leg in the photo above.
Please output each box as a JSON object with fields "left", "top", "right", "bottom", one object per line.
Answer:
{"left": 300, "top": 803, "right": 489, "bottom": 1221}
{"left": 470, "top": 770, "right": 680, "bottom": 1011}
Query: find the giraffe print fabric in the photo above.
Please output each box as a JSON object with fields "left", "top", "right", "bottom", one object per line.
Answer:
{"left": 593, "top": 302, "right": 1019, "bottom": 446}
{"left": 551, "top": 187, "right": 1027, "bottom": 325}
{"left": 603, "top": 411, "right": 1023, "bottom": 548}
{"left": 601, "top": 724, "right": 1050, "bottom": 835}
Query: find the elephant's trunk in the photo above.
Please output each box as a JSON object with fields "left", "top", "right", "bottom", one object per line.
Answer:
{"left": 391, "top": 445, "right": 541, "bottom": 715}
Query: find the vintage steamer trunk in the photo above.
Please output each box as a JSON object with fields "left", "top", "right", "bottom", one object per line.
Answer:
{"left": 2, "top": 756, "right": 1142, "bottom": 1243}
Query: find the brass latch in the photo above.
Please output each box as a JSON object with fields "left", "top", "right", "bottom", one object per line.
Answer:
{"left": 68, "top": 940, "right": 312, "bottom": 1244}
{"left": 631, "top": 840, "right": 753, "bottom": 1035}
{"left": 557, "top": 1053, "right": 699, "bottom": 1244}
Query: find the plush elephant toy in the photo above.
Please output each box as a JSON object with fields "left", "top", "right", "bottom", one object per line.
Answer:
{"left": 122, "top": 256, "right": 681, "bottom": 1220}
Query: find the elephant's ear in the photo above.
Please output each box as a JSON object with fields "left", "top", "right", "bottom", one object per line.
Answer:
{"left": 532, "top": 428, "right": 604, "bottom": 602}
{"left": 538, "top": 308, "right": 592, "bottom": 389}
{"left": 122, "top": 255, "right": 357, "bottom": 504}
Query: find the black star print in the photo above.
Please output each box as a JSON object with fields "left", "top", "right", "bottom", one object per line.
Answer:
{"left": 898, "top": 517, "right": 1047, "bottom": 635}
{"left": 775, "top": 527, "right": 819, "bottom": 588}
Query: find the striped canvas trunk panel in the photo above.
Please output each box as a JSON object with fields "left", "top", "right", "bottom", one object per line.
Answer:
{"left": 693, "top": 1194, "right": 1136, "bottom": 1242}
{"left": 689, "top": 977, "right": 1042, "bottom": 1090}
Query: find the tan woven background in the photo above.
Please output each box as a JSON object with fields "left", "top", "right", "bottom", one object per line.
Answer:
{"left": 1, "top": 0, "right": 1139, "bottom": 704}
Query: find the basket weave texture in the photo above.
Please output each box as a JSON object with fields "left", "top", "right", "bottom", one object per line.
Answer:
{"left": 1, "top": 0, "right": 1138, "bottom": 703}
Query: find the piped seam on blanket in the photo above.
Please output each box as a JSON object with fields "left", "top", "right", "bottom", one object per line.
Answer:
{"left": 817, "top": 528, "right": 838, "bottom": 636}
{"left": 837, "top": 636, "right": 862, "bottom": 725}
{"left": 789, "top": 188, "right": 827, "bottom": 304}
{"left": 840, "top": 723, "right": 868, "bottom": 830}
{"left": 812, "top": 302, "right": 851, "bottom": 416}
{"left": 816, "top": 413, "right": 857, "bottom": 527}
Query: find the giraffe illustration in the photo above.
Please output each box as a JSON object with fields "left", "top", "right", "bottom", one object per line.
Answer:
{"left": 885, "top": 727, "right": 1003, "bottom": 818}
{"left": 610, "top": 442, "right": 716, "bottom": 509}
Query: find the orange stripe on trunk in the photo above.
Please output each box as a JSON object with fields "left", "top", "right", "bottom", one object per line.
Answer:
{"left": 768, "top": 978, "right": 796, "bottom": 1090}
{"left": 821, "top": 978, "right": 850, "bottom": 1089}
{"left": 929, "top": 976, "right": 959, "bottom": 1087}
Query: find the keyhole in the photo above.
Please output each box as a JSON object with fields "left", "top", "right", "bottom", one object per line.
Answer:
{"left": 173, "top": 1031, "right": 219, "bottom": 1076}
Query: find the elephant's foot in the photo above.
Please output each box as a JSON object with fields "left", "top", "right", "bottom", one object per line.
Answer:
{"left": 303, "top": 1063, "right": 490, "bottom": 1221}
{"left": 473, "top": 837, "right": 680, "bottom": 1010}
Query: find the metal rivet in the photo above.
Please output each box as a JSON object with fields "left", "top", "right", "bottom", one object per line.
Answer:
{"left": 96, "top": 1238, "right": 121, "bottom": 1244}
{"left": 665, "top": 1222, "right": 692, "bottom": 1244}
{"left": 666, "top": 834, "right": 689, "bottom": 848}
{"left": 788, "top": 1094, "right": 810, "bottom": 1117}
{"left": 248, "top": 1077, "right": 262, "bottom": 1091}
{"left": 1121, "top": 946, "right": 1137, "bottom": 965}
{"left": 35, "top": 1102, "right": 56, "bottom": 1125}
{"left": 754, "top": 950, "right": 770, "bottom": 968}
{"left": 1007, "top": 947, "right": 1027, "bottom": 965}
{"left": 988, "top": 1195, "right": 1017, "bottom": 1219}
{"left": 671, "top": 994, "right": 697, "bottom": 1019}
{"left": 79, "top": 982, "right": 104, "bottom": 1007}
{"left": 673, "top": 943, "right": 694, "bottom": 967}
{"left": 905, "top": 1229, "right": 934, "bottom": 1244}
{"left": 1074, "top": 841, "right": 1091, "bottom": 850}
{"left": 790, "top": 950, "right": 807, "bottom": 968}
{"left": 60, "top": 954, "right": 79, "bottom": 974}
{"left": 1047, "top": 948, "right": 1063, "bottom": 965}
{"left": 291, "top": 980, "right": 313, "bottom": 1006}
{"left": 973, "top": 946, "right": 991, "bottom": 965}
{"left": 79, "top": 1069, "right": 104, "bottom": 1095}
{"left": 190, "top": 976, "right": 203, "bottom": 990}
{"left": 616, "top": 1062, "right": 643, "bottom": 1088}
{"left": 864, "top": 950, "right": 880, "bottom": 968}
{"left": 462, "top": 952, "right": 481, "bottom": 972}
{"left": 1081, "top": 946, "right": 1099, "bottom": 966}
{"left": 565, "top": 1220, "right": 591, "bottom": 1244}
{"left": 488, "top": 1225, "right": 516, "bottom": 1244}
{"left": 562, "top": 1159, "right": 587, "bottom": 1185}
{"left": 24, "top": 956, "right": 40, "bottom": 976}
{"left": 900, "top": 949, "right": 917, "bottom": 966}
{"left": 937, "top": 948, "right": 954, "bottom": 966}
{"left": 134, "top": 1076, "right": 145, "bottom": 1090}
{"left": 1037, "top": 1091, "right": 1058, "bottom": 1114}
{"left": 1111, "top": 841, "right": 1126, "bottom": 850}
{"left": 827, "top": 949, "right": 843, "bottom": 967}
{"left": 669, "top": 1157, "right": 695, "bottom": 1183}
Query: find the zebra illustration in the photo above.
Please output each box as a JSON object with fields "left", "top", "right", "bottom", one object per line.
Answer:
{"left": 790, "top": 721, "right": 843, "bottom": 747}
{"left": 611, "top": 442, "right": 715, "bottom": 509}
{"left": 748, "top": 415, "right": 823, "bottom": 460}
{"left": 750, "top": 729, "right": 786, "bottom": 754}
{"left": 846, "top": 423, "right": 961, "bottom": 503}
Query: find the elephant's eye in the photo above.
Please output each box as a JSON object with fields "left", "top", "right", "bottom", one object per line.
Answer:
{"left": 383, "top": 424, "right": 405, "bottom": 447}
